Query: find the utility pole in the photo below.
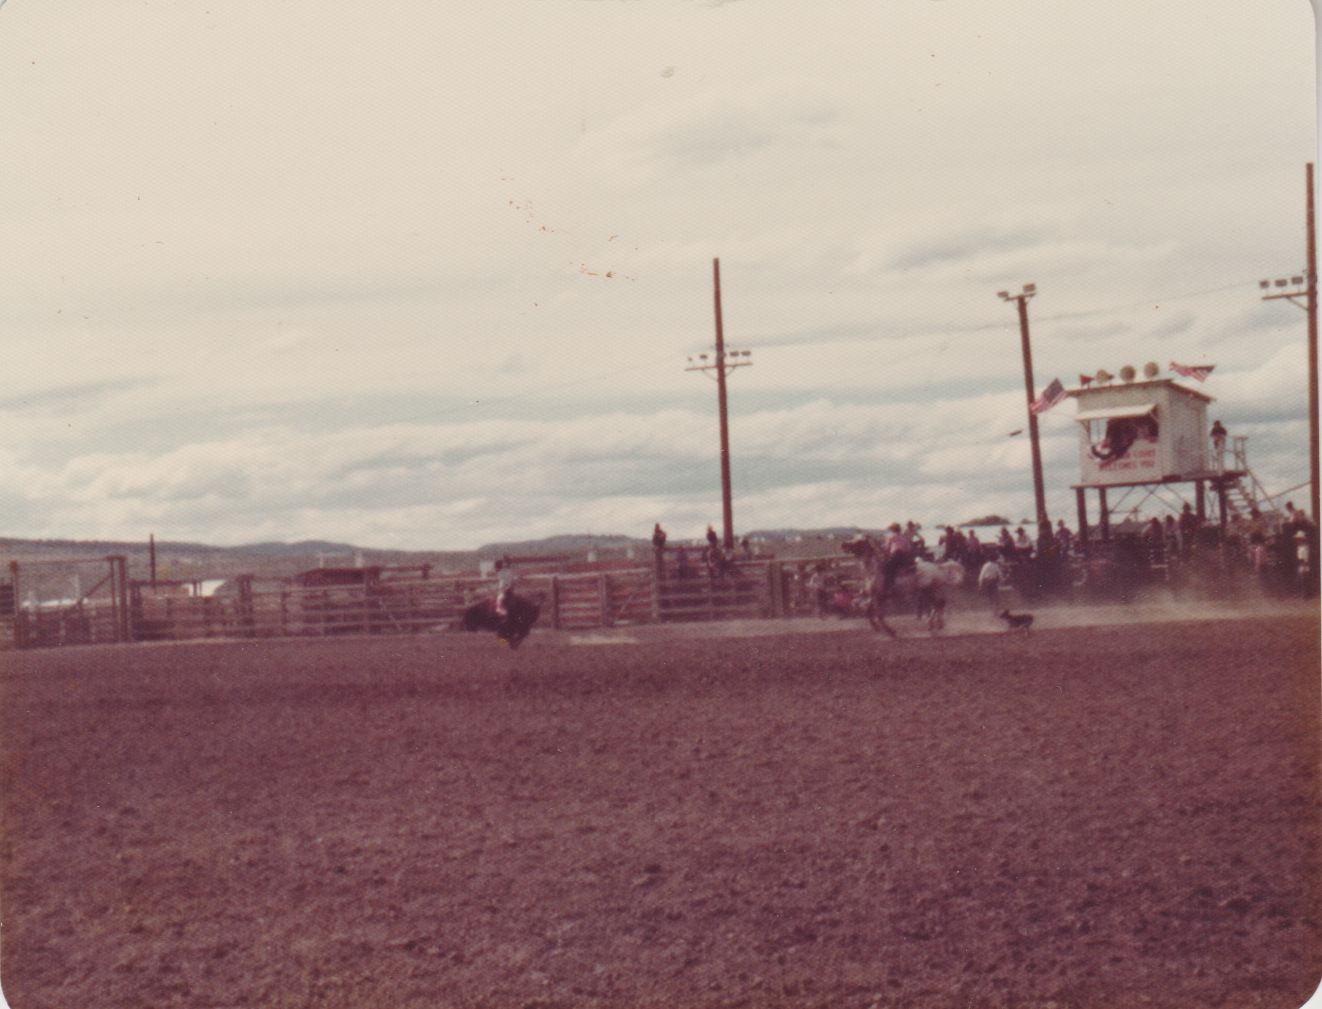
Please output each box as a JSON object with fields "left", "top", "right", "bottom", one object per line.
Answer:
{"left": 686, "top": 257, "right": 752, "bottom": 550}
{"left": 1260, "top": 162, "right": 1319, "bottom": 528}
{"left": 998, "top": 283, "right": 1050, "bottom": 533}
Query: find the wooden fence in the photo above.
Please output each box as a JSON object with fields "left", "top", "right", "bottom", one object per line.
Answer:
{"left": 6, "top": 550, "right": 1042, "bottom": 649}
{"left": 7, "top": 558, "right": 851, "bottom": 648}
{"left": 8, "top": 534, "right": 1301, "bottom": 650}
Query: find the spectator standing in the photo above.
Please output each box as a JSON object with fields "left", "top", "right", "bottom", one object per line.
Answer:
{"left": 998, "top": 526, "right": 1015, "bottom": 556}
{"left": 1249, "top": 532, "right": 1272, "bottom": 596}
{"left": 1055, "top": 519, "right": 1074, "bottom": 556}
{"left": 704, "top": 525, "right": 723, "bottom": 578}
{"left": 964, "top": 530, "right": 985, "bottom": 579}
{"left": 1163, "top": 515, "right": 1179, "bottom": 559}
{"left": 1284, "top": 503, "right": 1317, "bottom": 597}
{"left": 1013, "top": 526, "right": 1033, "bottom": 558}
{"left": 1210, "top": 420, "right": 1228, "bottom": 472}
{"left": 978, "top": 553, "right": 1004, "bottom": 613}
{"left": 1178, "top": 503, "right": 1201, "bottom": 558}
{"left": 1285, "top": 501, "right": 1315, "bottom": 534}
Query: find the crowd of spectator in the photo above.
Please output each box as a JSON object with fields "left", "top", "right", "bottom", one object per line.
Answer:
{"left": 654, "top": 499, "right": 1318, "bottom": 608}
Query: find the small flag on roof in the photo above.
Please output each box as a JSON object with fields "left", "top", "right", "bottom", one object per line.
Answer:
{"left": 1170, "top": 361, "right": 1215, "bottom": 382}
{"left": 1078, "top": 373, "right": 1093, "bottom": 387}
{"left": 1030, "top": 377, "right": 1067, "bottom": 415}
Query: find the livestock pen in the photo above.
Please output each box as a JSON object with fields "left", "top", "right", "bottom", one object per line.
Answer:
{"left": 7, "top": 535, "right": 1299, "bottom": 649}
{"left": 7, "top": 558, "right": 815, "bottom": 647}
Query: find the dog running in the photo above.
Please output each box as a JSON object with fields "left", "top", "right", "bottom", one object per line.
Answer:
{"left": 998, "top": 610, "right": 1034, "bottom": 633}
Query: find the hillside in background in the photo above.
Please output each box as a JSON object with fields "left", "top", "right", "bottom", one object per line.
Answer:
{"left": 1, "top": 538, "right": 480, "bottom": 586}
{"left": 2, "top": 522, "right": 980, "bottom": 586}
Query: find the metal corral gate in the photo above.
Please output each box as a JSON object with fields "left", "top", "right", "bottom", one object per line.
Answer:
{"left": 7, "top": 557, "right": 857, "bottom": 648}
{"left": 7, "top": 557, "right": 131, "bottom": 648}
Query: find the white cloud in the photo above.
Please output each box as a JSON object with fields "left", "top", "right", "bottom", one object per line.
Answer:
{"left": 0, "top": 0, "right": 1314, "bottom": 550}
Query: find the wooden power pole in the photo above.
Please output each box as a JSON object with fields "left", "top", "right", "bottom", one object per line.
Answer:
{"left": 1261, "top": 162, "right": 1319, "bottom": 528}
{"left": 686, "top": 258, "right": 752, "bottom": 550}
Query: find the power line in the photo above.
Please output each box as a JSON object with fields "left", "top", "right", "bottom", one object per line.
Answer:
{"left": 349, "top": 277, "right": 1279, "bottom": 433}
{"left": 756, "top": 278, "right": 1271, "bottom": 348}
{"left": 1032, "top": 280, "right": 1262, "bottom": 324}
{"left": 378, "top": 350, "right": 683, "bottom": 428}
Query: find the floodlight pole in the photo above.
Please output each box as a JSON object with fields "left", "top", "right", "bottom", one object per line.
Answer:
{"left": 1000, "top": 284, "right": 1050, "bottom": 533}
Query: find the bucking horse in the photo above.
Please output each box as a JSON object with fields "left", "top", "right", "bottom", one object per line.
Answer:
{"left": 842, "top": 537, "right": 965, "bottom": 638}
{"left": 460, "top": 590, "right": 544, "bottom": 648}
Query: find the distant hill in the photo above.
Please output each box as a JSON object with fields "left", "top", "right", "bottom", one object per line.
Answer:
{"left": 0, "top": 537, "right": 479, "bottom": 585}
{"left": 477, "top": 533, "right": 650, "bottom": 556}
{"left": 5, "top": 524, "right": 981, "bottom": 584}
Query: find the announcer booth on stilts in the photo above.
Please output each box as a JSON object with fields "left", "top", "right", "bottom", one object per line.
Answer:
{"left": 1066, "top": 362, "right": 1296, "bottom": 588}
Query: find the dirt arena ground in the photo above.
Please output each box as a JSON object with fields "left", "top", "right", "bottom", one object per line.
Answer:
{"left": 3, "top": 604, "right": 1320, "bottom": 1009}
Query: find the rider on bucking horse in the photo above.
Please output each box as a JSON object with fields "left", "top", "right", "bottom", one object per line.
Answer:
{"left": 880, "top": 523, "right": 915, "bottom": 601}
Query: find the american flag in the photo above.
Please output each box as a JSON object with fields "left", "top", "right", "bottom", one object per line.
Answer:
{"left": 1170, "top": 361, "right": 1215, "bottom": 382}
{"left": 1030, "top": 377, "right": 1067, "bottom": 415}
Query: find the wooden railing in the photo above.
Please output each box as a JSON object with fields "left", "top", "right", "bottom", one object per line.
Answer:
{"left": 115, "top": 562, "right": 797, "bottom": 644}
{"left": 13, "top": 551, "right": 1083, "bottom": 647}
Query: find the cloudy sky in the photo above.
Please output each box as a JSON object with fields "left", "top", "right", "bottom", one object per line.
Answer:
{"left": 1, "top": 0, "right": 1316, "bottom": 550}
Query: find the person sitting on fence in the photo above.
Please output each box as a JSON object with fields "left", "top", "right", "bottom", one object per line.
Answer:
{"left": 705, "top": 543, "right": 731, "bottom": 580}
{"left": 494, "top": 558, "right": 517, "bottom": 617}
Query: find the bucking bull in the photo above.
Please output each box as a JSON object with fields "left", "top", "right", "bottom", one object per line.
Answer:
{"left": 460, "top": 591, "right": 544, "bottom": 648}
{"left": 841, "top": 537, "right": 965, "bottom": 638}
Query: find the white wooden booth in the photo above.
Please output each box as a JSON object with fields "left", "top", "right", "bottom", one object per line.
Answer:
{"left": 1067, "top": 368, "right": 1236, "bottom": 546}
{"left": 1072, "top": 376, "right": 1214, "bottom": 487}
